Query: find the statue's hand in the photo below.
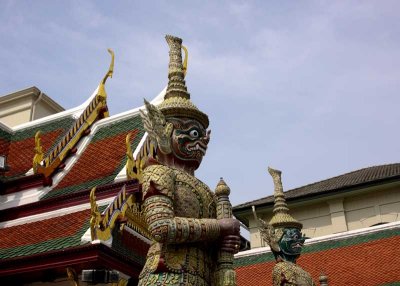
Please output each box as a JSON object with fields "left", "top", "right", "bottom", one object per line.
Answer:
{"left": 218, "top": 218, "right": 240, "bottom": 236}
{"left": 220, "top": 234, "right": 241, "bottom": 253}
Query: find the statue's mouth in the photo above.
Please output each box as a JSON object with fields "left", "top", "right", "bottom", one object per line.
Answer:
{"left": 291, "top": 242, "right": 303, "bottom": 249}
{"left": 187, "top": 142, "right": 207, "bottom": 155}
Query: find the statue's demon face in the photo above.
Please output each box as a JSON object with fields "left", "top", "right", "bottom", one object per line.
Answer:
{"left": 279, "top": 228, "right": 306, "bottom": 257}
{"left": 169, "top": 118, "right": 210, "bottom": 169}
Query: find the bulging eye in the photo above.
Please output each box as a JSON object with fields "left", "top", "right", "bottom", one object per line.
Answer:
{"left": 189, "top": 130, "right": 199, "bottom": 138}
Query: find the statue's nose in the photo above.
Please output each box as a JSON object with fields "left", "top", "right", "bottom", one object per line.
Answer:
{"left": 205, "top": 130, "right": 211, "bottom": 140}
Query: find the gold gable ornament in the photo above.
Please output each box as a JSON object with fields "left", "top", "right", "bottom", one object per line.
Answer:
{"left": 126, "top": 133, "right": 155, "bottom": 183}
{"left": 33, "top": 49, "right": 113, "bottom": 178}
{"left": 32, "top": 131, "right": 44, "bottom": 173}
{"left": 89, "top": 185, "right": 150, "bottom": 242}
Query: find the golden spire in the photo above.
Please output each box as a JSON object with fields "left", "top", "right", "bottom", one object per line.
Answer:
{"left": 268, "top": 167, "right": 302, "bottom": 229}
{"left": 158, "top": 35, "right": 209, "bottom": 128}
{"left": 165, "top": 35, "right": 189, "bottom": 100}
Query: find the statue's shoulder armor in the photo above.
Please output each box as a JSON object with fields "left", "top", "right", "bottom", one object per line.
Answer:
{"left": 142, "top": 163, "right": 176, "bottom": 199}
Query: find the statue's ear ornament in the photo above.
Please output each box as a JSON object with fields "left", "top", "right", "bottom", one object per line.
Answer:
{"left": 258, "top": 218, "right": 281, "bottom": 253}
{"left": 140, "top": 99, "right": 173, "bottom": 155}
{"left": 252, "top": 206, "right": 281, "bottom": 252}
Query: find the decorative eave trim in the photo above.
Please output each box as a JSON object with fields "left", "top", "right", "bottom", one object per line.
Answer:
{"left": 0, "top": 179, "right": 140, "bottom": 224}
{"left": 0, "top": 243, "right": 144, "bottom": 278}
{"left": 88, "top": 184, "right": 150, "bottom": 245}
{"left": 0, "top": 174, "right": 51, "bottom": 195}
{"left": 0, "top": 197, "right": 111, "bottom": 229}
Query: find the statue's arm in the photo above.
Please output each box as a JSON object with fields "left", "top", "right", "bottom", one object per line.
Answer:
{"left": 142, "top": 165, "right": 221, "bottom": 244}
{"left": 272, "top": 265, "right": 282, "bottom": 286}
{"left": 143, "top": 194, "right": 220, "bottom": 243}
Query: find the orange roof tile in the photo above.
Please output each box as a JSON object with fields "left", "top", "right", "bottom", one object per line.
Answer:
{"left": 235, "top": 233, "right": 400, "bottom": 286}
{"left": 55, "top": 130, "right": 138, "bottom": 190}
{"left": 0, "top": 209, "right": 89, "bottom": 249}
{"left": 42, "top": 114, "right": 145, "bottom": 199}
{"left": 5, "top": 129, "right": 64, "bottom": 177}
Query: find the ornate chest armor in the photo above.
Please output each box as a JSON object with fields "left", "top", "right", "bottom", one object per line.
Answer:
{"left": 273, "top": 262, "right": 316, "bottom": 286}
{"left": 138, "top": 164, "right": 220, "bottom": 286}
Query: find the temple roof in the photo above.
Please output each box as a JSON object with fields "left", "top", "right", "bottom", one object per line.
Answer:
{"left": 0, "top": 209, "right": 90, "bottom": 259}
{"left": 234, "top": 163, "right": 400, "bottom": 212}
{"left": 0, "top": 79, "right": 162, "bottom": 282}
{"left": 0, "top": 115, "right": 75, "bottom": 179}
{"left": 42, "top": 114, "right": 145, "bottom": 199}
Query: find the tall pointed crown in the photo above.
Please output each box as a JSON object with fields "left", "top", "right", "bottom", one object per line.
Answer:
{"left": 268, "top": 167, "right": 303, "bottom": 230}
{"left": 158, "top": 35, "right": 209, "bottom": 128}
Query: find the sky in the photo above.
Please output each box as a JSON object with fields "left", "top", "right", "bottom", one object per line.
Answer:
{"left": 1, "top": 1, "right": 400, "bottom": 207}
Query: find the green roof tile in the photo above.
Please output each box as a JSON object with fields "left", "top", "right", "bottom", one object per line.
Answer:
{"left": 0, "top": 218, "right": 91, "bottom": 260}
{"left": 12, "top": 116, "right": 75, "bottom": 142}
{"left": 92, "top": 115, "right": 144, "bottom": 143}
{"left": 0, "top": 128, "right": 12, "bottom": 141}
{"left": 43, "top": 175, "right": 116, "bottom": 199}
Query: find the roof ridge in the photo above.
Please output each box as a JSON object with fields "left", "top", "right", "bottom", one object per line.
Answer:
{"left": 288, "top": 162, "right": 400, "bottom": 193}
{"left": 234, "top": 163, "right": 400, "bottom": 209}
{"left": 0, "top": 121, "right": 14, "bottom": 134}
{"left": 10, "top": 89, "right": 95, "bottom": 132}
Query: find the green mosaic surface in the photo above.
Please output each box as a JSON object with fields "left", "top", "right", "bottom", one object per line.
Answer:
{"left": 11, "top": 116, "right": 75, "bottom": 142}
